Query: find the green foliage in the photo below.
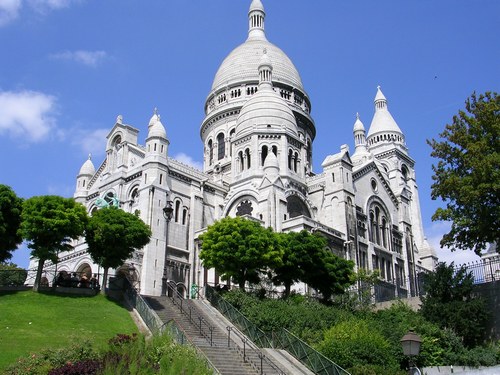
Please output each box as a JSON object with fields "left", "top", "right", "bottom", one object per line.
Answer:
{"left": 221, "top": 290, "right": 499, "bottom": 372}
{"left": 306, "top": 249, "right": 354, "bottom": 302}
{"left": 20, "top": 196, "right": 88, "bottom": 262}
{"left": 0, "top": 262, "right": 27, "bottom": 286}
{"left": 316, "top": 318, "right": 398, "bottom": 371}
{"left": 272, "top": 230, "right": 327, "bottom": 296}
{"left": 19, "top": 195, "right": 88, "bottom": 290}
{"left": 6, "top": 333, "right": 212, "bottom": 375}
{"left": 427, "top": 91, "right": 500, "bottom": 254}
{"left": 0, "top": 185, "right": 23, "bottom": 263}
{"left": 199, "top": 217, "right": 282, "bottom": 289}
{"left": 85, "top": 206, "right": 151, "bottom": 294}
{"left": 420, "top": 262, "right": 489, "bottom": 347}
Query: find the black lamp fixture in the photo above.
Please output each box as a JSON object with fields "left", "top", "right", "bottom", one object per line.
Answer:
{"left": 401, "top": 330, "right": 422, "bottom": 374}
{"left": 163, "top": 199, "right": 174, "bottom": 222}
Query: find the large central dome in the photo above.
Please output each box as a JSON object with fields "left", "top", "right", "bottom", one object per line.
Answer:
{"left": 211, "top": 0, "right": 304, "bottom": 93}
{"left": 211, "top": 39, "right": 304, "bottom": 92}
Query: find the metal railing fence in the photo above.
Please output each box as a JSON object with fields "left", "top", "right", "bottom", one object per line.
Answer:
{"left": 206, "top": 284, "right": 272, "bottom": 348}
{"left": 123, "top": 279, "right": 220, "bottom": 375}
{"left": 205, "top": 285, "right": 351, "bottom": 375}
{"left": 272, "top": 329, "right": 350, "bottom": 375}
{"left": 455, "top": 255, "right": 500, "bottom": 284}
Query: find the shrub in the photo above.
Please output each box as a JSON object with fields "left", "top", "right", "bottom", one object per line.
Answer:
{"left": 316, "top": 318, "right": 398, "bottom": 371}
{"left": 48, "top": 360, "right": 102, "bottom": 375}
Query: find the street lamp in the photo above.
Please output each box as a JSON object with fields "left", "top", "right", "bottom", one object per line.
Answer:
{"left": 401, "top": 330, "right": 422, "bottom": 375}
{"left": 162, "top": 199, "right": 174, "bottom": 296}
{"left": 163, "top": 199, "right": 174, "bottom": 222}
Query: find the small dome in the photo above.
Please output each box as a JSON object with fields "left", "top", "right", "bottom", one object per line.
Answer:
{"left": 147, "top": 110, "right": 167, "bottom": 139}
{"left": 263, "top": 151, "right": 279, "bottom": 181}
{"left": 235, "top": 85, "right": 297, "bottom": 137}
{"left": 249, "top": 0, "right": 264, "bottom": 13}
{"left": 263, "top": 151, "right": 279, "bottom": 169}
{"left": 353, "top": 113, "right": 365, "bottom": 132}
{"left": 79, "top": 156, "right": 95, "bottom": 176}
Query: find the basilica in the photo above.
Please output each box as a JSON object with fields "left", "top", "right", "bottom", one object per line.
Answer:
{"left": 34, "top": 0, "right": 437, "bottom": 297}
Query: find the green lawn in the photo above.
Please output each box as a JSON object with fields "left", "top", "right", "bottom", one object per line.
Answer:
{"left": 0, "top": 290, "right": 139, "bottom": 372}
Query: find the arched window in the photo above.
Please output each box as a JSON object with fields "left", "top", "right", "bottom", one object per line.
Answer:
{"left": 294, "top": 152, "right": 299, "bottom": 172}
{"left": 272, "top": 145, "right": 278, "bottom": 156}
{"left": 369, "top": 201, "right": 391, "bottom": 248}
{"left": 175, "top": 200, "right": 181, "bottom": 223}
{"left": 217, "top": 133, "right": 225, "bottom": 160}
{"left": 238, "top": 151, "right": 244, "bottom": 172}
{"left": 229, "top": 129, "right": 235, "bottom": 156}
{"left": 288, "top": 149, "right": 293, "bottom": 170}
{"left": 261, "top": 145, "right": 268, "bottom": 166}
{"left": 182, "top": 208, "right": 188, "bottom": 225}
{"left": 245, "top": 148, "right": 251, "bottom": 169}
{"left": 402, "top": 165, "right": 409, "bottom": 183}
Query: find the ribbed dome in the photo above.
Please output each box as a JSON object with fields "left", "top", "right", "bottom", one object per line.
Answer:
{"left": 147, "top": 111, "right": 167, "bottom": 139}
{"left": 212, "top": 40, "right": 304, "bottom": 93}
{"left": 236, "top": 85, "right": 297, "bottom": 137}
{"left": 79, "top": 156, "right": 95, "bottom": 176}
{"left": 211, "top": 1, "right": 303, "bottom": 93}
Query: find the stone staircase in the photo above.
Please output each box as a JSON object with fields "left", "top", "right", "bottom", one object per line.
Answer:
{"left": 144, "top": 295, "right": 287, "bottom": 375}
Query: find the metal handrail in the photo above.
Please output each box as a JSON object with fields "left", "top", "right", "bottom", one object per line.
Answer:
{"left": 166, "top": 281, "right": 217, "bottom": 347}
{"left": 227, "top": 325, "right": 286, "bottom": 375}
{"left": 206, "top": 285, "right": 351, "bottom": 375}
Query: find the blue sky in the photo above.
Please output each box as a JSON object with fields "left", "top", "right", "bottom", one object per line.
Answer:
{"left": 1, "top": 0, "right": 498, "bottom": 268}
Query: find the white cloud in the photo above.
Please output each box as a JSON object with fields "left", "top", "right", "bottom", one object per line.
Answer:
{"left": 50, "top": 50, "right": 107, "bottom": 67}
{"left": 425, "top": 221, "right": 481, "bottom": 266}
{"left": 71, "top": 128, "right": 108, "bottom": 158}
{"left": 0, "top": 0, "right": 22, "bottom": 26}
{"left": 174, "top": 152, "right": 203, "bottom": 170}
{"left": 0, "top": 90, "right": 57, "bottom": 142}
{"left": 28, "top": 0, "right": 80, "bottom": 12}
{"left": 0, "top": 0, "right": 83, "bottom": 26}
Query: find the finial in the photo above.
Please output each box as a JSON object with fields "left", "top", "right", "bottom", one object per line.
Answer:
{"left": 377, "top": 85, "right": 381, "bottom": 90}
{"left": 154, "top": 107, "right": 158, "bottom": 116}
{"left": 356, "top": 112, "right": 360, "bottom": 119}
{"left": 88, "top": 153, "right": 92, "bottom": 160}
{"left": 116, "top": 114, "right": 123, "bottom": 124}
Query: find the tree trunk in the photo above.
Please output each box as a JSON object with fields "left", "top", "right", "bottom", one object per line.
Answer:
{"left": 101, "top": 267, "right": 109, "bottom": 295}
{"left": 284, "top": 282, "right": 291, "bottom": 298}
{"left": 33, "top": 258, "right": 45, "bottom": 292}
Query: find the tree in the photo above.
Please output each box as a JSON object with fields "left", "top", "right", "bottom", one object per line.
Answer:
{"left": 272, "top": 230, "right": 328, "bottom": 297}
{"left": 199, "top": 217, "right": 283, "bottom": 290}
{"left": 420, "top": 262, "right": 488, "bottom": 347}
{"left": 427, "top": 92, "right": 499, "bottom": 255}
{"left": 0, "top": 262, "right": 27, "bottom": 286}
{"left": 305, "top": 248, "right": 355, "bottom": 302}
{"left": 0, "top": 184, "right": 23, "bottom": 263}
{"left": 19, "top": 196, "right": 88, "bottom": 291}
{"left": 85, "top": 206, "right": 152, "bottom": 294}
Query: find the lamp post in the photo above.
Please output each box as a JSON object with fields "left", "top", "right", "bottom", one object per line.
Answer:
{"left": 162, "top": 199, "right": 173, "bottom": 295}
{"left": 401, "top": 330, "right": 422, "bottom": 375}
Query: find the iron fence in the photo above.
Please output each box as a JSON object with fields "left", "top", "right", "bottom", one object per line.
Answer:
{"left": 205, "top": 285, "right": 351, "bottom": 375}
{"left": 455, "top": 256, "right": 500, "bottom": 284}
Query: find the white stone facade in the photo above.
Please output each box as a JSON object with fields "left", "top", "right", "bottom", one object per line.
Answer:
{"left": 32, "top": 0, "right": 437, "bottom": 297}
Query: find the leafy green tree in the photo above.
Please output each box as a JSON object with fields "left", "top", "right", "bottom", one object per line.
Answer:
{"left": 420, "top": 262, "right": 489, "bottom": 347}
{"left": 0, "top": 185, "right": 23, "bottom": 263}
{"left": 272, "top": 230, "right": 327, "bottom": 297}
{"left": 0, "top": 262, "right": 27, "bottom": 286}
{"left": 427, "top": 91, "right": 499, "bottom": 255}
{"left": 19, "top": 196, "right": 88, "bottom": 291}
{"left": 85, "top": 207, "right": 152, "bottom": 294}
{"left": 306, "top": 249, "right": 355, "bottom": 302}
{"left": 199, "top": 217, "right": 282, "bottom": 290}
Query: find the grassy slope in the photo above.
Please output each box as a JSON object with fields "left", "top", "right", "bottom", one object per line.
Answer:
{"left": 0, "top": 290, "right": 138, "bottom": 371}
